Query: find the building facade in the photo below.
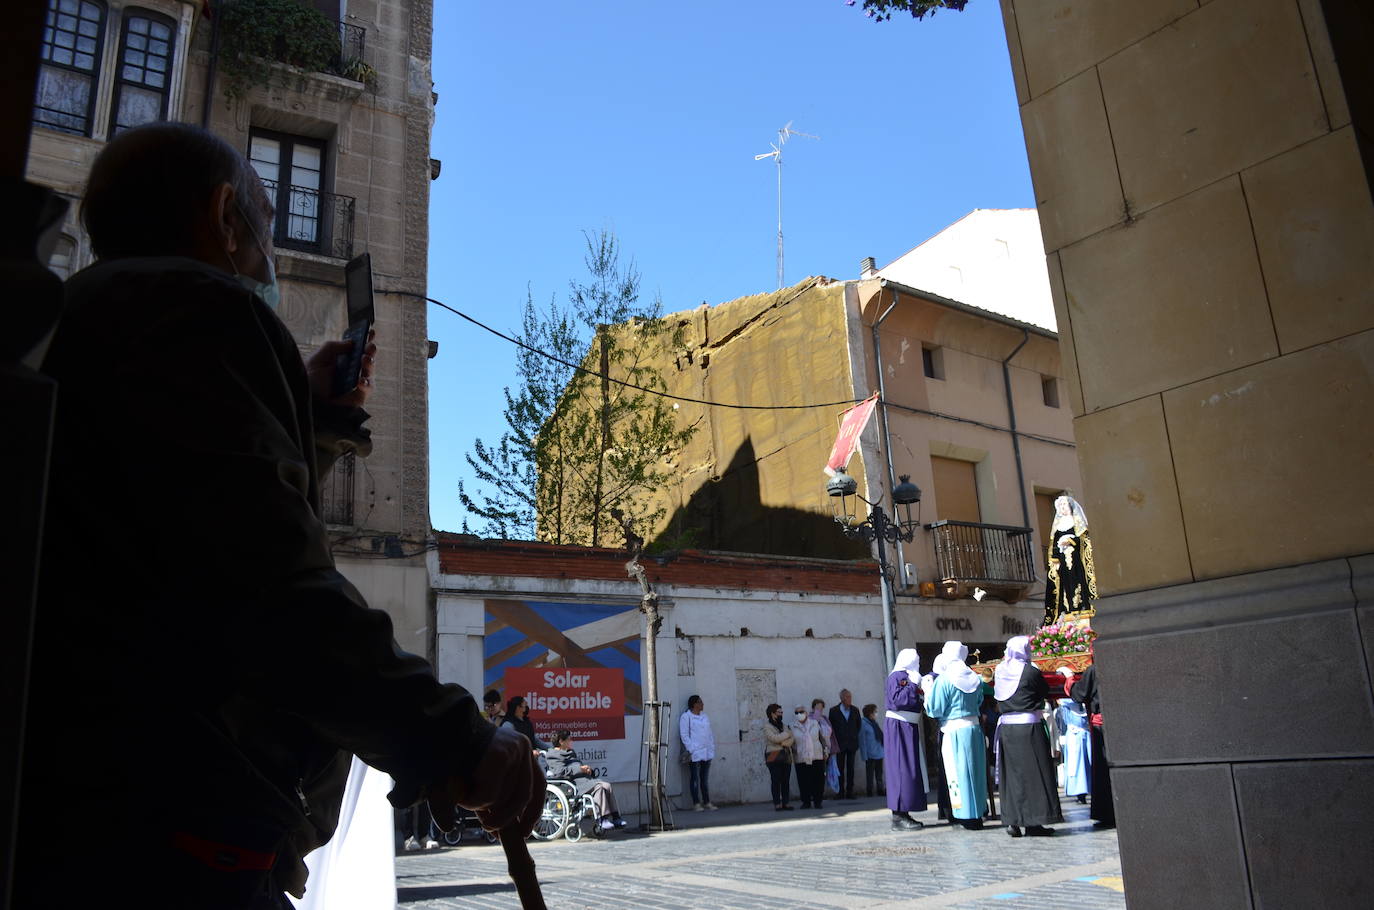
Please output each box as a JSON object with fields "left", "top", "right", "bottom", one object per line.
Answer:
{"left": 433, "top": 533, "right": 910, "bottom": 808}
{"left": 25, "top": 0, "right": 438, "bottom": 651}
{"left": 540, "top": 211, "right": 1082, "bottom": 662}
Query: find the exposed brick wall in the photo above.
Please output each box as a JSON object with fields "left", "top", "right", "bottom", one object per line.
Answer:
{"left": 435, "top": 533, "right": 881, "bottom": 595}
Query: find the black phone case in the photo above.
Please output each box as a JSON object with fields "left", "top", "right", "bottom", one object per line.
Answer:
{"left": 333, "top": 319, "right": 371, "bottom": 398}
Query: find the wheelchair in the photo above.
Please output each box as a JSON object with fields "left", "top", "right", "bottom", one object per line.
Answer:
{"left": 530, "top": 778, "right": 607, "bottom": 842}
{"left": 429, "top": 806, "right": 498, "bottom": 847}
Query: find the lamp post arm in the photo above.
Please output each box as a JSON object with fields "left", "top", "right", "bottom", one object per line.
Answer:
{"left": 871, "top": 509, "right": 898, "bottom": 670}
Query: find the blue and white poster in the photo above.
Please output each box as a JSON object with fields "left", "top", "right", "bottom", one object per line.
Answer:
{"left": 484, "top": 599, "right": 643, "bottom": 782}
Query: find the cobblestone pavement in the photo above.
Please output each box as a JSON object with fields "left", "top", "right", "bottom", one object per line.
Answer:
{"left": 395, "top": 797, "right": 1125, "bottom": 909}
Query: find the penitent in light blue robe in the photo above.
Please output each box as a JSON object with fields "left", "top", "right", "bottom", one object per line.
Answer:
{"left": 924, "top": 676, "right": 989, "bottom": 820}
{"left": 1056, "top": 701, "right": 1091, "bottom": 797}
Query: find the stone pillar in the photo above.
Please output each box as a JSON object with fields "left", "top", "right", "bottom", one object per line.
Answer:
{"left": 1001, "top": 0, "right": 1374, "bottom": 906}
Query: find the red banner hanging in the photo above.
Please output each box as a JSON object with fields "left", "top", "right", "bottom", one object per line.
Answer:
{"left": 825, "top": 393, "right": 879, "bottom": 474}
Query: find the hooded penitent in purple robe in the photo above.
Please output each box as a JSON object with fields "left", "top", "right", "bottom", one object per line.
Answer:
{"left": 883, "top": 649, "right": 929, "bottom": 813}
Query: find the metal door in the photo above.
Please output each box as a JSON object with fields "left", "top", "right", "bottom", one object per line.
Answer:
{"left": 735, "top": 669, "right": 777, "bottom": 804}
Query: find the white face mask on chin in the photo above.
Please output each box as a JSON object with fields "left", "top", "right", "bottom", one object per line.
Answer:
{"left": 229, "top": 202, "right": 281, "bottom": 311}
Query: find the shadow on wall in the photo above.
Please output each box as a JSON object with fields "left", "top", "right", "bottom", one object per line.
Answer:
{"left": 651, "top": 436, "right": 871, "bottom": 560}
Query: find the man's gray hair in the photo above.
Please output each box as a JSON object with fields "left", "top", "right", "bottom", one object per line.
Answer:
{"left": 83, "top": 122, "right": 264, "bottom": 259}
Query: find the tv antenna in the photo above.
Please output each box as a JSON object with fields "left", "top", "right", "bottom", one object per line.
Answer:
{"left": 754, "top": 121, "right": 818, "bottom": 290}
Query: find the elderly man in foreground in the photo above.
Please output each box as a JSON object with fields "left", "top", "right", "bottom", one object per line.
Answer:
{"left": 16, "top": 123, "right": 542, "bottom": 909}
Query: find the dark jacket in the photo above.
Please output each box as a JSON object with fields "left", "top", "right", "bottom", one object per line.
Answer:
{"left": 19, "top": 259, "right": 493, "bottom": 901}
{"left": 502, "top": 715, "right": 551, "bottom": 751}
{"left": 1069, "top": 664, "right": 1102, "bottom": 716}
{"left": 829, "top": 703, "right": 862, "bottom": 752}
{"left": 545, "top": 746, "right": 598, "bottom": 797}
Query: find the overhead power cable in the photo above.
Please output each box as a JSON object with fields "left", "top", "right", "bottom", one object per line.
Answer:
{"left": 382, "top": 286, "right": 867, "bottom": 411}
{"left": 376, "top": 287, "right": 1076, "bottom": 447}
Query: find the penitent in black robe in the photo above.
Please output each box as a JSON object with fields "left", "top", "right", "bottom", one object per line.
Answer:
{"left": 996, "top": 665, "right": 1064, "bottom": 828}
{"left": 1069, "top": 665, "right": 1115, "bottom": 826}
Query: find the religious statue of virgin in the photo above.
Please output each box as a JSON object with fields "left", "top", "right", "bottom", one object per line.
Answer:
{"left": 1043, "top": 493, "right": 1097, "bottom": 626}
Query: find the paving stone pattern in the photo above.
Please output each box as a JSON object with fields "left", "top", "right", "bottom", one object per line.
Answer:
{"left": 396, "top": 799, "right": 1125, "bottom": 909}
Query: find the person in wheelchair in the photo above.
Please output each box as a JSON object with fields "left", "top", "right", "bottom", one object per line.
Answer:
{"left": 545, "top": 730, "right": 627, "bottom": 831}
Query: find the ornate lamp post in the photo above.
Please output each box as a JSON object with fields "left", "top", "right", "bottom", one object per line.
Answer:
{"left": 826, "top": 470, "right": 922, "bottom": 670}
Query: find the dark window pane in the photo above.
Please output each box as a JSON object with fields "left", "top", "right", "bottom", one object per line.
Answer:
{"left": 40, "top": 0, "right": 102, "bottom": 74}
{"left": 113, "top": 84, "right": 161, "bottom": 134}
{"left": 48, "top": 235, "right": 76, "bottom": 280}
{"left": 34, "top": 63, "right": 91, "bottom": 134}
{"left": 112, "top": 10, "right": 174, "bottom": 130}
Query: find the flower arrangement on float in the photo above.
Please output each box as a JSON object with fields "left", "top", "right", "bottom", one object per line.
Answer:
{"left": 1028, "top": 622, "right": 1096, "bottom": 673}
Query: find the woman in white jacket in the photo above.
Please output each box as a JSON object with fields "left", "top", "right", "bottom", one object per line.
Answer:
{"left": 680, "top": 695, "right": 717, "bottom": 810}
{"left": 789, "top": 705, "right": 828, "bottom": 810}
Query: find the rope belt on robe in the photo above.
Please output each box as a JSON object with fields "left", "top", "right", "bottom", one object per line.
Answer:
{"left": 994, "top": 711, "right": 1045, "bottom": 785}
{"left": 939, "top": 716, "right": 978, "bottom": 734}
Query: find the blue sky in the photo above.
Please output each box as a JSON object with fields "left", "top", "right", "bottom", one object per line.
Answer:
{"left": 426, "top": 1, "right": 1034, "bottom": 534}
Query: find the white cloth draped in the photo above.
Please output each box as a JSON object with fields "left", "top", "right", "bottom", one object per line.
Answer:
{"left": 289, "top": 756, "right": 397, "bottom": 910}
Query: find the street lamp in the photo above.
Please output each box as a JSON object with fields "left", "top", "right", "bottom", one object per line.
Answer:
{"left": 826, "top": 470, "right": 922, "bottom": 670}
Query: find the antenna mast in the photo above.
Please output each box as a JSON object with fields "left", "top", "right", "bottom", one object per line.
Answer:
{"left": 754, "top": 121, "right": 818, "bottom": 290}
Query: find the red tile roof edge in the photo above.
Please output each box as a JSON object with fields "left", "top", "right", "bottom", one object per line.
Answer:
{"left": 434, "top": 532, "right": 881, "bottom": 596}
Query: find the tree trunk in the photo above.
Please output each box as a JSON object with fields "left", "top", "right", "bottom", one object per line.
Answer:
{"left": 616, "top": 513, "right": 668, "bottom": 830}
{"left": 640, "top": 588, "right": 664, "bottom": 829}
{"left": 591, "top": 329, "right": 610, "bottom": 548}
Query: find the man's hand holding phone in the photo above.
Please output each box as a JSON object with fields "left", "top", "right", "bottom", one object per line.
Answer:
{"left": 307, "top": 252, "right": 378, "bottom": 407}
{"left": 307, "top": 331, "right": 377, "bottom": 407}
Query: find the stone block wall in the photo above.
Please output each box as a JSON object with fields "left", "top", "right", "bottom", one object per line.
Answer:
{"left": 1001, "top": 0, "right": 1374, "bottom": 905}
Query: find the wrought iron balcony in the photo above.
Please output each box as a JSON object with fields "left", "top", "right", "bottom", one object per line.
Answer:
{"left": 926, "top": 520, "right": 1036, "bottom": 588}
{"left": 321, "top": 451, "right": 356, "bottom": 526}
{"left": 327, "top": 21, "right": 367, "bottom": 80}
{"left": 260, "top": 178, "right": 355, "bottom": 260}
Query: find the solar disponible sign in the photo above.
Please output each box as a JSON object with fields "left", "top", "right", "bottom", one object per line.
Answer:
{"left": 506, "top": 667, "right": 626, "bottom": 740}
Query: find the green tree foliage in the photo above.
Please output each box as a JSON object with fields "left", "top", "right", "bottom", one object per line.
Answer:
{"left": 457, "top": 290, "right": 577, "bottom": 540}
{"left": 459, "top": 231, "right": 695, "bottom": 547}
{"left": 844, "top": 0, "right": 969, "bottom": 22}
{"left": 219, "top": 0, "right": 366, "bottom": 102}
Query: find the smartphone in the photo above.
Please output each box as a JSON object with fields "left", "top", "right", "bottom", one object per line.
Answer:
{"left": 333, "top": 252, "right": 375, "bottom": 398}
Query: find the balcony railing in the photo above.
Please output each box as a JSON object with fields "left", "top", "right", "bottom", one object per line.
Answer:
{"left": 927, "top": 520, "right": 1037, "bottom": 587}
{"left": 325, "top": 20, "right": 370, "bottom": 80}
{"left": 321, "top": 451, "right": 355, "bottom": 526}
{"left": 261, "top": 178, "right": 355, "bottom": 260}
{"left": 333, "top": 21, "right": 366, "bottom": 74}
{"left": 221, "top": 6, "right": 368, "bottom": 95}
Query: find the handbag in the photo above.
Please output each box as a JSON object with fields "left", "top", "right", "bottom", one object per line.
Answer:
{"left": 765, "top": 748, "right": 783, "bottom": 763}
